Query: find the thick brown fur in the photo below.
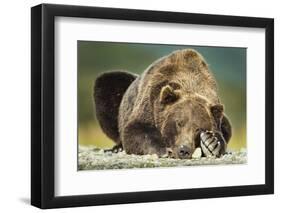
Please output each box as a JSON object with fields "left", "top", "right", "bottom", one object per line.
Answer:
{"left": 94, "top": 71, "right": 137, "bottom": 144}
{"left": 94, "top": 49, "right": 232, "bottom": 158}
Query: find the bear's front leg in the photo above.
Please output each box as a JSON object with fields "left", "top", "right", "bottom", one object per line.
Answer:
{"left": 200, "top": 130, "right": 226, "bottom": 157}
{"left": 122, "top": 122, "right": 168, "bottom": 156}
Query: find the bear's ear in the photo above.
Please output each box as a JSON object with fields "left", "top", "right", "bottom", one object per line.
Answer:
{"left": 210, "top": 104, "right": 224, "bottom": 127}
{"left": 160, "top": 85, "right": 180, "bottom": 104}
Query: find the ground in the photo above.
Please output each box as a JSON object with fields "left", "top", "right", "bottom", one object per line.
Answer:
{"left": 78, "top": 146, "right": 247, "bottom": 170}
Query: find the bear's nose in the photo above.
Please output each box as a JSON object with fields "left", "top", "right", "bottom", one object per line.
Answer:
{"left": 178, "top": 145, "right": 192, "bottom": 159}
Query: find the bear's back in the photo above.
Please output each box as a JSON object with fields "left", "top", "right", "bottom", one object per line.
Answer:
{"left": 118, "top": 49, "right": 220, "bottom": 142}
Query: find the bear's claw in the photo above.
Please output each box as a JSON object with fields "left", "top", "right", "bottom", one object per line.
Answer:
{"left": 200, "top": 131, "right": 222, "bottom": 157}
{"left": 104, "top": 144, "right": 123, "bottom": 153}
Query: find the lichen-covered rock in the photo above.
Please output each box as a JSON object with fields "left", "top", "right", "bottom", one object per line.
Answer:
{"left": 78, "top": 146, "right": 247, "bottom": 170}
{"left": 192, "top": 147, "right": 202, "bottom": 159}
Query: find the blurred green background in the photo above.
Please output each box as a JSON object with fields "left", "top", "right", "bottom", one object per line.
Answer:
{"left": 78, "top": 41, "right": 246, "bottom": 151}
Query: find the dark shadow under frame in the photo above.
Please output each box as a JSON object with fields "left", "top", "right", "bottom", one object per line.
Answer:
{"left": 31, "top": 3, "right": 274, "bottom": 209}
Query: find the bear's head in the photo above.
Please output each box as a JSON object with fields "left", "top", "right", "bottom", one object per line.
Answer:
{"left": 154, "top": 84, "right": 224, "bottom": 159}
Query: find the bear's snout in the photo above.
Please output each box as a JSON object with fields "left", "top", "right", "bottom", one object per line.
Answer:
{"left": 177, "top": 144, "right": 193, "bottom": 159}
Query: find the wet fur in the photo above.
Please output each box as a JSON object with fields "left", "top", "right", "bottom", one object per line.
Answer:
{"left": 94, "top": 49, "right": 232, "bottom": 156}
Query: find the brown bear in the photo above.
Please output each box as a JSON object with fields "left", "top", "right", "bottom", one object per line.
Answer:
{"left": 94, "top": 49, "right": 232, "bottom": 159}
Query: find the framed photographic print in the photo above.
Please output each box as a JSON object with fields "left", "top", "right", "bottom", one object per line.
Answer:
{"left": 31, "top": 3, "right": 274, "bottom": 209}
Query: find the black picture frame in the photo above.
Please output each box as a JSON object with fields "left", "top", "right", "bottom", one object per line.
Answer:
{"left": 31, "top": 3, "right": 274, "bottom": 209}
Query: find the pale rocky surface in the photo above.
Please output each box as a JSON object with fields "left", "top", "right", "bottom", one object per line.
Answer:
{"left": 78, "top": 146, "right": 247, "bottom": 170}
